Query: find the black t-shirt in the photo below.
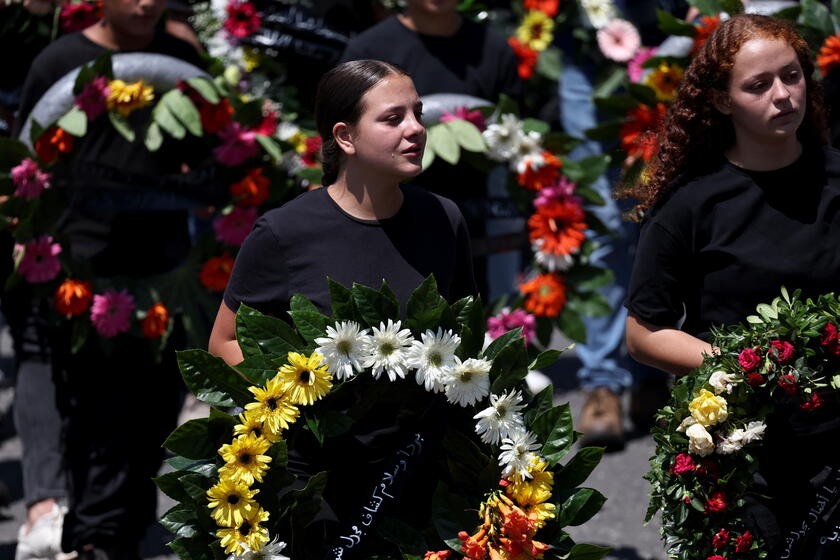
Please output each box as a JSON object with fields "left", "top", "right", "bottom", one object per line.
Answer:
{"left": 627, "top": 146, "right": 840, "bottom": 340}
{"left": 223, "top": 184, "right": 476, "bottom": 315}
{"left": 16, "top": 31, "right": 211, "bottom": 278}
{"left": 339, "top": 15, "right": 521, "bottom": 101}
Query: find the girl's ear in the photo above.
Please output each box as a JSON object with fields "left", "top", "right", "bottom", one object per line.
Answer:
{"left": 333, "top": 122, "right": 355, "bottom": 156}
{"left": 712, "top": 90, "right": 732, "bottom": 115}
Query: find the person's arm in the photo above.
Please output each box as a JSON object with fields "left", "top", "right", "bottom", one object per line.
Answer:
{"left": 208, "top": 301, "right": 243, "bottom": 366}
{"left": 626, "top": 312, "right": 715, "bottom": 376}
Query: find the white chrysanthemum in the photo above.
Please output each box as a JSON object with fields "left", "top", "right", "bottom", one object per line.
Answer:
{"left": 708, "top": 370, "right": 738, "bottom": 394}
{"left": 206, "top": 31, "right": 245, "bottom": 67}
{"left": 499, "top": 429, "right": 541, "bottom": 480}
{"left": 473, "top": 389, "right": 526, "bottom": 445}
{"left": 443, "top": 357, "right": 492, "bottom": 407}
{"left": 315, "top": 321, "right": 370, "bottom": 381}
{"left": 483, "top": 114, "right": 541, "bottom": 163}
{"left": 361, "top": 319, "right": 414, "bottom": 381}
{"left": 580, "top": 0, "right": 617, "bottom": 28}
{"left": 408, "top": 328, "right": 461, "bottom": 393}
{"left": 532, "top": 241, "right": 576, "bottom": 272}
{"left": 227, "top": 536, "right": 290, "bottom": 560}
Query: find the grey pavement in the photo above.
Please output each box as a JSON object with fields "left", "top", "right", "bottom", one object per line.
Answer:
{"left": 0, "top": 342, "right": 666, "bottom": 560}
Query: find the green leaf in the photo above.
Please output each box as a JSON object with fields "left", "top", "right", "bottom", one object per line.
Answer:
{"left": 522, "top": 118, "right": 551, "bottom": 135}
{"left": 571, "top": 291, "right": 612, "bottom": 318}
{"left": 592, "top": 66, "right": 626, "bottom": 98}
{"left": 153, "top": 101, "right": 186, "bottom": 140}
{"left": 689, "top": 0, "right": 723, "bottom": 16}
{"left": 489, "top": 336, "right": 529, "bottom": 394}
{"left": 179, "top": 472, "right": 214, "bottom": 502}
{"left": 281, "top": 471, "right": 328, "bottom": 529}
{"left": 378, "top": 516, "right": 428, "bottom": 555}
{"left": 482, "top": 327, "right": 522, "bottom": 361}
{"left": 256, "top": 133, "right": 282, "bottom": 161}
{"left": 565, "top": 266, "right": 614, "bottom": 291}
{"left": 443, "top": 119, "right": 486, "bottom": 152}
{"left": 756, "top": 302, "right": 778, "bottom": 320}
{"left": 556, "top": 307, "right": 587, "bottom": 343}
{"left": 561, "top": 155, "right": 611, "bottom": 188}
{"left": 555, "top": 487, "right": 607, "bottom": 526}
{"left": 556, "top": 447, "right": 604, "bottom": 489}
{"left": 529, "top": 349, "right": 564, "bottom": 371}
{"left": 524, "top": 383, "right": 555, "bottom": 427}
{"left": 236, "top": 304, "right": 304, "bottom": 357}
{"left": 186, "top": 77, "right": 221, "bottom": 104}
{"left": 177, "top": 349, "right": 252, "bottom": 407}
{"left": 160, "top": 503, "right": 201, "bottom": 539}
{"left": 145, "top": 122, "right": 163, "bottom": 151}
{"left": 163, "top": 410, "right": 236, "bottom": 459}
{"left": 584, "top": 120, "right": 622, "bottom": 142}
{"left": 288, "top": 310, "right": 328, "bottom": 345}
{"left": 57, "top": 107, "right": 87, "bottom": 137}
{"left": 406, "top": 275, "right": 448, "bottom": 332}
{"left": 657, "top": 9, "right": 698, "bottom": 36}
{"left": 536, "top": 46, "right": 562, "bottom": 81}
{"left": 352, "top": 282, "right": 399, "bottom": 327}
{"left": 532, "top": 403, "right": 576, "bottom": 466}
{"left": 290, "top": 293, "right": 320, "bottom": 314}
{"left": 421, "top": 141, "right": 436, "bottom": 170}
{"left": 168, "top": 536, "right": 216, "bottom": 560}
{"left": 327, "top": 278, "right": 355, "bottom": 320}
{"left": 565, "top": 543, "right": 611, "bottom": 560}
{"left": 720, "top": 0, "right": 744, "bottom": 14}
{"left": 108, "top": 112, "right": 135, "bottom": 142}
{"left": 627, "top": 83, "right": 659, "bottom": 106}
{"left": 429, "top": 123, "right": 460, "bottom": 165}
{"left": 495, "top": 93, "right": 520, "bottom": 118}
{"left": 153, "top": 470, "right": 193, "bottom": 503}
{"left": 235, "top": 354, "right": 283, "bottom": 385}
{"left": 73, "top": 64, "right": 97, "bottom": 96}
{"left": 593, "top": 95, "right": 642, "bottom": 116}
{"left": 164, "top": 89, "right": 203, "bottom": 137}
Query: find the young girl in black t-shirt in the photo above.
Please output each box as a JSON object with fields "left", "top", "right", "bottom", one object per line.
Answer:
{"left": 209, "top": 60, "right": 475, "bottom": 365}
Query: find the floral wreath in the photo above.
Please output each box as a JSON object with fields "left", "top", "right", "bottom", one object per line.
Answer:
{"left": 160, "top": 276, "right": 610, "bottom": 560}
{"left": 1, "top": 52, "right": 316, "bottom": 350}
{"left": 645, "top": 287, "right": 840, "bottom": 560}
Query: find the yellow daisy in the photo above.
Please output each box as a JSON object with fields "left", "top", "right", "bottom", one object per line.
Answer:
{"left": 216, "top": 506, "right": 270, "bottom": 556}
{"left": 245, "top": 377, "right": 299, "bottom": 434}
{"left": 233, "top": 410, "right": 282, "bottom": 443}
{"left": 277, "top": 351, "right": 333, "bottom": 406}
{"left": 206, "top": 477, "right": 259, "bottom": 527}
{"left": 218, "top": 433, "right": 272, "bottom": 485}
{"left": 643, "top": 61, "right": 684, "bottom": 102}
{"left": 106, "top": 79, "right": 154, "bottom": 116}
{"left": 516, "top": 10, "right": 555, "bottom": 52}
{"left": 506, "top": 458, "right": 554, "bottom": 506}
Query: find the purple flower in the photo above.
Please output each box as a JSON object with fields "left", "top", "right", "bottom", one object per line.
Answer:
{"left": 75, "top": 76, "right": 110, "bottom": 120}
{"left": 487, "top": 307, "right": 537, "bottom": 346}
{"left": 213, "top": 207, "right": 257, "bottom": 246}
{"left": 14, "top": 236, "right": 62, "bottom": 283}
{"left": 11, "top": 158, "right": 51, "bottom": 199}
{"left": 214, "top": 122, "right": 259, "bottom": 166}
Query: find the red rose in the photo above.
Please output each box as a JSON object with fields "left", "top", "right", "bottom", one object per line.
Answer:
{"left": 745, "top": 371, "right": 765, "bottom": 387}
{"left": 706, "top": 556, "right": 726, "bottom": 560}
{"left": 706, "top": 491, "right": 727, "bottom": 513}
{"left": 712, "top": 528, "right": 730, "bottom": 549}
{"left": 777, "top": 374, "right": 798, "bottom": 395}
{"left": 735, "top": 530, "right": 753, "bottom": 553}
{"left": 770, "top": 339, "right": 795, "bottom": 363}
{"left": 670, "top": 453, "right": 696, "bottom": 476}
{"left": 738, "top": 347, "right": 762, "bottom": 371}
{"left": 801, "top": 392, "right": 824, "bottom": 411}
{"left": 696, "top": 459, "right": 720, "bottom": 480}
{"left": 821, "top": 323, "right": 840, "bottom": 355}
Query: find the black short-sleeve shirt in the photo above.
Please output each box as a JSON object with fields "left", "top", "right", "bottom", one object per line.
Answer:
{"left": 626, "top": 146, "right": 840, "bottom": 339}
{"left": 223, "top": 184, "right": 476, "bottom": 315}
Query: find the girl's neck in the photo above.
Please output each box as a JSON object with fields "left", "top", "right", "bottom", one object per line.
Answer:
{"left": 327, "top": 171, "right": 404, "bottom": 220}
{"left": 83, "top": 20, "right": 155, "bottom": 51}
{"left": 725, "top": 138, "right": 802, "bottom": 172}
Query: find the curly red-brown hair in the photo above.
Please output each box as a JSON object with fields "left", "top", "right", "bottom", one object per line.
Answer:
{"left": 624, "top": 14, "right": 828, "bottom": 215}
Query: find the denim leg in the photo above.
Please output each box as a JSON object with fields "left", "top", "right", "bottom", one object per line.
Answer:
{"left": 560, "top": 59, "right": 633, "bottom": 395}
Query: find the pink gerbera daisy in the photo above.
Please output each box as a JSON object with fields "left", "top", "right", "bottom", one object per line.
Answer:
{"left": 11, "top": 158, "right": 51, "bottom": 199}
{"left": 597, "top": 19, "right": 641, "bottom": 63}
{"left": 628, "top": 46, "right": 657, "bottom": 83}
{"left": 15, "top": 236, "right": 62, "bottom": 283}
{"left": 90, "top": 288, "right": 136, "bottom": 337}
{"left": 533, "top": 176, "right": 581, "bottom": 208}
{"left": 487, "top": 308, "right": 537, "bottom": 346}
{"left": 213, "top": 207, "right": 257, "bottom": 247}
{"left": 214, "top": 123, "right": 260, "bottom": 166}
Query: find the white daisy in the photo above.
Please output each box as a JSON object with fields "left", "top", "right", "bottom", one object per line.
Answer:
{"left": 315, "top": 321, "right": 370, "bottom": 381}
{"left": 443, "top": 357, "right": 492, "bottom": 407}
{"left": 361, "top": 319, "right": 414, "bottom": 381}
{"left": 408, "top": 328, "right": 461, "bottom": 393}
{"left": 499, "top": 428, "right": 541, "bottom": 480}
{"left": 483, "top": 114, "right": 541, "bottom": 163}
{"left": 473, "top": 389, "right": 526, "bottom": 445}
{"left": 227, "top": 537, "right": 290, "bottom": 560}
{"left": 510, "top": 136, "right": 546, "bottom": 174}
{"left": 580, "top": 0, "right": 617, "bottom": 29}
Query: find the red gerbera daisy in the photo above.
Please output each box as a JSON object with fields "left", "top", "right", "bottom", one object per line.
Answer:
{"left": 528, "top": 199, "right": 587, "bottom": 257}
{"left": 224, "top": 1, "right": 261, "bottom": 39}
{"left": 519, "top": 273, "right": 567, "bottom": 317}
{"left": 818, "top": 34, "right": 840, "bottom": 77}
{"left": 619, "top": 103, "right": 667, "bottom": 162}
{"left": 517, "top": 151, "right": 562, "bottom": 190}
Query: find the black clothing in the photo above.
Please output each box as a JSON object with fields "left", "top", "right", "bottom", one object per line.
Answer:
{"left": 627, "top": 146, "right": 840, "bottom": 340}
{"left": 339, "top": 15, "right": 521, "bottom": 101}
{"left": 16, "top": 31, "right": 210, "bottom": 278}
{"left": 626, "top": 146, "right": 840, "bottom": 558}
{"left": 224, "top": 184, "right": 476, "bottom": 315}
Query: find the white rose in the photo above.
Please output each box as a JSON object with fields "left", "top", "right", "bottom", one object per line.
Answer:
{"left": 708, "top": 370, "right": 738, "bottom": 394}
{"left": 676, "top": 416, "right": 697, "bottom": 433}
{"left": 741, "top": 421, "right": 767, "bottom": 444}
{"left": 686, "top": 423, "right": 715, "bottom": 457}
{"left": 716, "top": 436, "right": 744, "bottom": 455}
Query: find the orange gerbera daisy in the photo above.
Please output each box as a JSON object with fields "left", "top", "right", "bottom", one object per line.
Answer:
{"left": 507, "top": 37, "right": 538, "bottom": 80}
{"left": 517, "top": 151, "right": 562, "bottom": 190}
{"left": 524, "top": 0, "right": 558, "bottom": 17}
{"left": 35, "top": 127, "right": 74, "bottom": 164}
{"left": 54, "top": 278, "right": 93, "bottom": 316}
{"left": 141, "top": 302, "right": 170, "bottom": 339}
{"left": 519, "top": 273, "right": 566, "bottom": 317}
{"left": 199, "top": 253, "right": 235, "bottom": 292}
{"left": 230, "top": 168, "right": 270, "bottom": 207}
{"left": 528, "top": 200, "right": 587, "bottom": 257}
{"left": 692, "top": 15, "right": 720, "bottom": 55}
{"left": 620, "top": 103, "right": 667, "bottom": 162}
{"left": 818, "top": 34, "right": 840, "bottom": 77}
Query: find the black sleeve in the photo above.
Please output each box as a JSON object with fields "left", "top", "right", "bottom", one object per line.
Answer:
{"left": 625, "top": 220, "right": 689, "bottom": 327}
{"left": 14, "top": 58, "right": 58, "bottom": 138}
{"left": 451, "top": 212, "right": 477, "bottom": 301}
{"left": 223, "top": 216, "right": 290, "bottom": 315}
{"left": 338, "top": 38, "right": 367, "bottom": 64}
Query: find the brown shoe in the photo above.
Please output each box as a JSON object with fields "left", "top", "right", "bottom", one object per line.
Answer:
{"left": 577, "top": 387, "right": 625, "bottom": 452}
{"left": 629, "top": 377, "right": 672, "bottom": 432}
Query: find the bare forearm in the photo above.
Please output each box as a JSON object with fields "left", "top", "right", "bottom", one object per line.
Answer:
{"left": 208, "top": 302, "right": 244, "bottom": 366}
{"left": 210, "top": 337, "right": 244, "bottom": 366}
{"left": 626, "top": 314, "right": 715, "bottom": 376}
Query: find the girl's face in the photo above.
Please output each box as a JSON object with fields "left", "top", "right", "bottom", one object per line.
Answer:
{"left": 717, "top": 37, "right": 806, "bottom": 146}
{"left": 348, "top": 75, "right": 426, "bottom": 180}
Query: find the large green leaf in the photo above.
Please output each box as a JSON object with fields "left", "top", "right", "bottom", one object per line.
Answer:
{"left": 565, "top": 266, "right": 614, "bottom": 291}
{"left": 108, "top": 112, "right": 135, "bottom": 142}
{"left": 288, "top": 310, "right": 328, "bottom": 345}
{"left": 657, "top": 9, "right": 697, "bottom": 36}
{"left": 406, "top": 275, "right": 448, "bottom": 332}
{"left": 456, "top": 295, "right": 485, "bottom": 358}
{"left": 532, "top": 403, "right": 576, "bottom": 466}
{"left": 186, "top": 77, "right": 220, "bottom": 104}
{"left": 556, "top": 447, "right": 604, "bottom": 489}
{"left": 153, "top": 470, "right": 193, "bottom": 503}
{"left": 801, "top": 0, "right": 835, "bottom": 36}
{"left": 145, "top": 122, "right": 163, "bottom": 152}
{"left": 236, "top": 304, "right": 303, "bottom": 357}
{"left": 429, "top": 123, "right": 460, "bottom": 165}
{"left": 153, "top": 101, "right": 186, "bottom": 139}
{"left": 556, "top": 307, "right": 586, "bottom": 343}
{"left": 327, "top": 278, "right": 355, "bottom": 321}
{"left": 488, "top": 337, "right": 529, "bottom": 394}
{"left": 256, "top": 134, "right": 282, "bottom": 161}
{"left": 524, "top": 383, "right": 555, "bottom": 428}
{"left": 565, "top": 543, "right": 611, "bottom": 560}
{"left": 164, "top": 89, "right": 203, "bottom": 137}
{"left": 280, "top": 471, "right": 328, "bottom": 529}
{"left": 235, "top": 354, "right": 284, "bottom": 385}
{"left": 168, "top": 535, "right": 216, "bottom": 560}
{"left": 529, "top": 349, "right": 564, "bottom": 371}
{"left": 481, "top": 327, "right": 522, "bottom": 361}
{"left": 177, "top": 349, "right": 252, "bottom": 407}
{"left": 57, "top": 106, "right": 87, "bottom": 137}
{"left": 352, "top": 283, "right": 399, "bottom": 327}
{"left": 561, "top": 155, "right": 611, "bottom": 189}
{"left": 444, "top": 119, "right": 486, "bottom": 152}
{"left": 160, "top": 503, "right": 201, "bottom": 539}
{"left": 555, "top": 487, "right": 606, "bottom": 526}
{"left": 163, "top": 408, "right": 237, "bottom": 459}
{"left": 179, "top": 472, "right": 214, "bottom": 502}
{"left": 536, "top": 46, "right": 562, "bottom": 81}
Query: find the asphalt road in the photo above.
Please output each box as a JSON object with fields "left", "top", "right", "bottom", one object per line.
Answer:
{"left": 0, "top": 347, "right": 667, "bottom": 560}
